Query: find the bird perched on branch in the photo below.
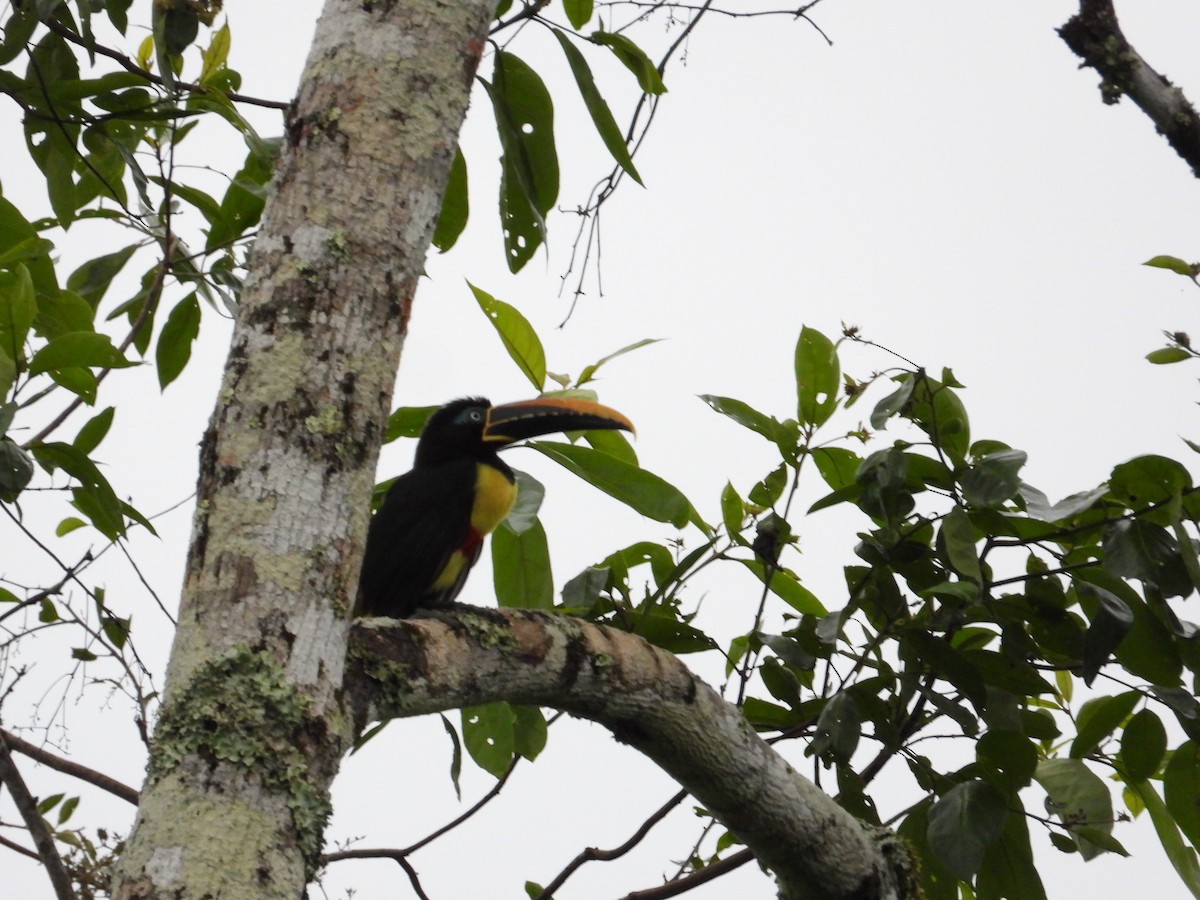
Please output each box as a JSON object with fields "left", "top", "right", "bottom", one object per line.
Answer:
{"left": 355, "top": 396, "right": 634, "bottom": 618}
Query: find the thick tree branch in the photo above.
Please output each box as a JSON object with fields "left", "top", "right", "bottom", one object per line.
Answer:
{"left": 1060, "top": 0, "right": 1200, "bottom": 177}
{"left": 0, "top": 731, "right": 76, "bottom": 900}
{"left": 346, "top": 608, "right": 910, "bottom": 900}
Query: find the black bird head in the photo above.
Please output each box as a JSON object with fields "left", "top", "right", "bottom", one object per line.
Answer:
{"left": 414, "top": 396, "right": 634, "bottom": 467}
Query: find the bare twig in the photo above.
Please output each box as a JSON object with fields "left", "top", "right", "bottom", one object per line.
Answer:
{"left": 622, "top": 848, "right": 755, "bottom": 899}
{"left": 0, "top": 728, "right": 139, "bottom": 805}
{"left": 0, "top": 831, "right": 41, "bottom": 860}
{"left": 534, "top": 789, "right": 688, "bottom": 899}
{"left": 0, "top": 731, "right": 77, "bottom": 900}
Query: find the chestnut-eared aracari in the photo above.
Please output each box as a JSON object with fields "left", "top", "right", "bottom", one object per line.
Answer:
{"left": 355, "top": 396, "right": 634, "bottom": 618}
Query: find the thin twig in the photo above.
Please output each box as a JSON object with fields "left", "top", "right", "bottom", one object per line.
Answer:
{"left": 534, "top": 789, "right": 688, "bottom": 899}
{"left": 622, "top": 848, "right": 755, "bottom": 899}
{"left": 43, "top": 18, "right": 291, "bottom": 111}
{"left": 0, "top": 731, "right": 77, "bottom": 900}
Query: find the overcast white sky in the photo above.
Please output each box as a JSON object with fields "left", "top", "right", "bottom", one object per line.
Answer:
{"left": 6, "top": 1, "right": 1200, "bottom": 897}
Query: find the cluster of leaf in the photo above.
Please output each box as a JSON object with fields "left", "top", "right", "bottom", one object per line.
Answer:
{"left": 413, "top": 294, "right": 1200, "bottom": 896}
{"left": 433, "top": 0, "right": 665, "bottom": 268}
{"left": 0, "top": 2, "right": 271, "bottom": 851}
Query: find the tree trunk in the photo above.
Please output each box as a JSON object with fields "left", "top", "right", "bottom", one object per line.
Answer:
{"left": 113, "top": 2, "right": 495, "bottom": 897}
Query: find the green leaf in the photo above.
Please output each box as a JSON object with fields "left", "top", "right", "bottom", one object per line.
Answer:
{"left": 720, "top": 481, "right": 743, "bottom": 539}
{"left": 563, "top": 0, "right": 593, "bottom": 29}
{"left": 1070, "top": 691, "right": 1140, "bottom": 758}
{"left": 1148, "top": 347, "right": 1193, "bottom": 365}
{"left": 553, "top": 29, "right": 643, "bottom": 185}
{"left": 975, "top": 798, "right": 1047, "bottom": 900}
{"left": 1129, "top": 779, "right": 1200, "bottom": 899}
{"left": 590, "top": 30, "right": 666, "bottom": 94}
{"left": 493, "top": 516, "right": 553, "bottom": 609}
{"left": 462, "top": 702, "right": 516, "bottom": 779}
{"left": 1021, "top": 484, "right": 1107, "bottom": 522}
{"left": 385, "top": 405, "right": 437, "bottom": 442}
{"left": 961, "top": 449, "right": 1027, "bottom": 508}
{"left": 699, "top": 394, "right": 782, "bottom": 443}
{"left": 483, "top": 52, "right": 558, "bottom": 272}
{"left": 66, "top": 244, "right": 139, "bottom": 309}
{"left": 869, "top": 374, "right": 914, "bottom": 430}
{"left": 28, "top": 331, "right": 134, "bottom": 375}
{"left": 431, "top": 145, "right": 469, "bottom": 252}
{"left": 0, "top": 438, "right": 34, "bottom": 501}
{"left": 505, "top": 470, "right": 545, "bottom": 534}
{"left": 156, "top": 294, "right": 200, "bottom": 389}
{"left": 529, "top": 440, "right": 691, "bottom": 527}
{"left": 976, "top": 730, "right": 1038, "bottom": 789}
{"left": 808, "top": 691, "right": 861, "bottom": 764}
{"left": 811, "top": 447, "right": 862, "bottom": 492}
{"left": 440, "top": 714, "right": 463, "bottom": 799}
{"left": 74, "top": 407, "right": 114, "bottom": 455}
{"left": 909, "top": 375, "right": 970, "bottom": 466}
{"left": 469, "top": 282, "right": 546, "bottom": 390}
{"left": 512, "top": 705, "right": 547, "bottom": 761}
{"left": 926, "top": 781, "right": 1008, "bottom": 879}
{"left": 1166, "top": 742, "right": 1200, "bottom": 850}
{"left": 897, "top": 803, "right": 957, "bottom": 900}
{"left": 0, "top": 263, "right": 35, "bottom": 364}
{"left": 794, "top": 326, "right": 839, "bottom": 427}
{"left": 1110, "top": 455, "right": 1193, "bottom": 507}
{"left": 740, "top": 560, "right": 827, "bottom": 615}
{"left": 1035, "top": 758, "right": 1114, "bottom": 860}
{"left": 577, "top": 338, "right": 660, "bottom": 387}
{"left": 748, "top": 463, "right": 788, "bottom": 508}
{"left": 1121, "top": 709, "right": 1167, "bottom": 780}
{"left": 205, "top": 142, "right": 278, "bottom": 253}
{"left": 1143, "top": 255, "right": 1200, "bottom": 277}
{"left": 56, "top": 517, "right": 86, "bottom": 537}
{"left": 940, "top": 505, "right": 981, "bottom": 585}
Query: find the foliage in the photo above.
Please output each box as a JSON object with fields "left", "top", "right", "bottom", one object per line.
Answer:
{"left": 4, "top": 2, "right": 1200, "bottom": 899}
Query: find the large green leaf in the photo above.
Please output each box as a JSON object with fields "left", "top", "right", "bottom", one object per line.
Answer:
{"left": 897, "top": 802, "right": 957, "bottom": 900}
{"left": 908, "top": 375, "right": 970, "bottom": 466}
{"left": 0, "top": 438, "right": 34, "bottom": 501}
{"left": 699, "top": 394, "right": 783, "bottom": 443}
{"left": 962, "top": 449, "right": 1027, "bottom": 508}
{"left": 462, "top": 702, "right": 515, "bottom": 778}
{"left": 0, "top": 263, "right": 35, "bottom": 364}
{"left": 205, "top": 142, "right": 277, "bottom": 253}
{"left": 156, "top": 294, "right": 200, "bottom": 389}
{"left": 512, "top": 705, "right": 547, "bottom": 761}
{"left": 740, "top": 560, "right": 826, "bottom": 615}
{"left": 562, "top": 0, "right": 593, "bottom": 29}
{"left": 493, "top": 517, "right": 553, "bottom": 610}
{"left": 469, "top": 282, "right": 546, "bottom": 391}
{"left": 1070, "top": 692, "right": 1140, "bottom": 758}
{"left": 483, "top": 52, "right": 558, "bottom": 272}
{"left": 794, "top": 326, "right": 839, "bottom": 427}
{"left": 28, "top": 331, "right": 134, "bottom": 375}
{"left": 975, "top": 799, "right": 1046, "bottom": 900}
{"left": 1165, "top": 742, "right": 1200, "bottom": 850}
{"left": 940, "top": 505, "right": 981, "bottom": 586}
{"left": 1035, "top": 758, "right": 1114, "bottom": 859}
{"left": 66, "top": 244, "right": 139, "bottom": 309}
{"left": 552, "top": 29, "right": 643, "bottom": 185}
{"left": 927, "top": 780, "right": 1008, "bottom": 879}
{"left": 528, "top": 440, "right": 690, "bottom": 527}
{"left": 431, "top": 145, "right": 469, "bottom": 252}
{"left": 808, "top": 691, "right": 861, "bottom": 764}
{"left": 1130, "top": 779, "right": 1200, "bottom": 899}
{"left": 1121, "top": 709, "right": 1167, "bottom": 781}
{"left": 589, "top": 30, "right": 666, "bottom": 94}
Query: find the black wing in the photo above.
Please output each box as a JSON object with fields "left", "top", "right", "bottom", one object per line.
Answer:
{"left": 356, "top": 459, "right": 477, "bottom": 617}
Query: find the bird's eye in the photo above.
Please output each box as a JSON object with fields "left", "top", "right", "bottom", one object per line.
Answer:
{"left": 469, "top": 410, "right": 483, "bottom": 422}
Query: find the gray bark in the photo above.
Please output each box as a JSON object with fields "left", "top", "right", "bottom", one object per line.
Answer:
{"left": 113, "top": 2, "right": 495, "bottom": 897}
{"left": 348, "top": 609, "right": 912, "bottom": 900}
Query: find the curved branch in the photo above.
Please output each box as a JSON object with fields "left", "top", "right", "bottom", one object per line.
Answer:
{"left": 1060, "top": 0, "right": 1200, "bottom": 177}
{"left": 0, "top": 731, "right": 77, "bottom": 900}
{"left": 346, "top": 608, "right": 906, "bottom": 900}
{"left": 0, "top": 728, "right": 139, "bottom": 805}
